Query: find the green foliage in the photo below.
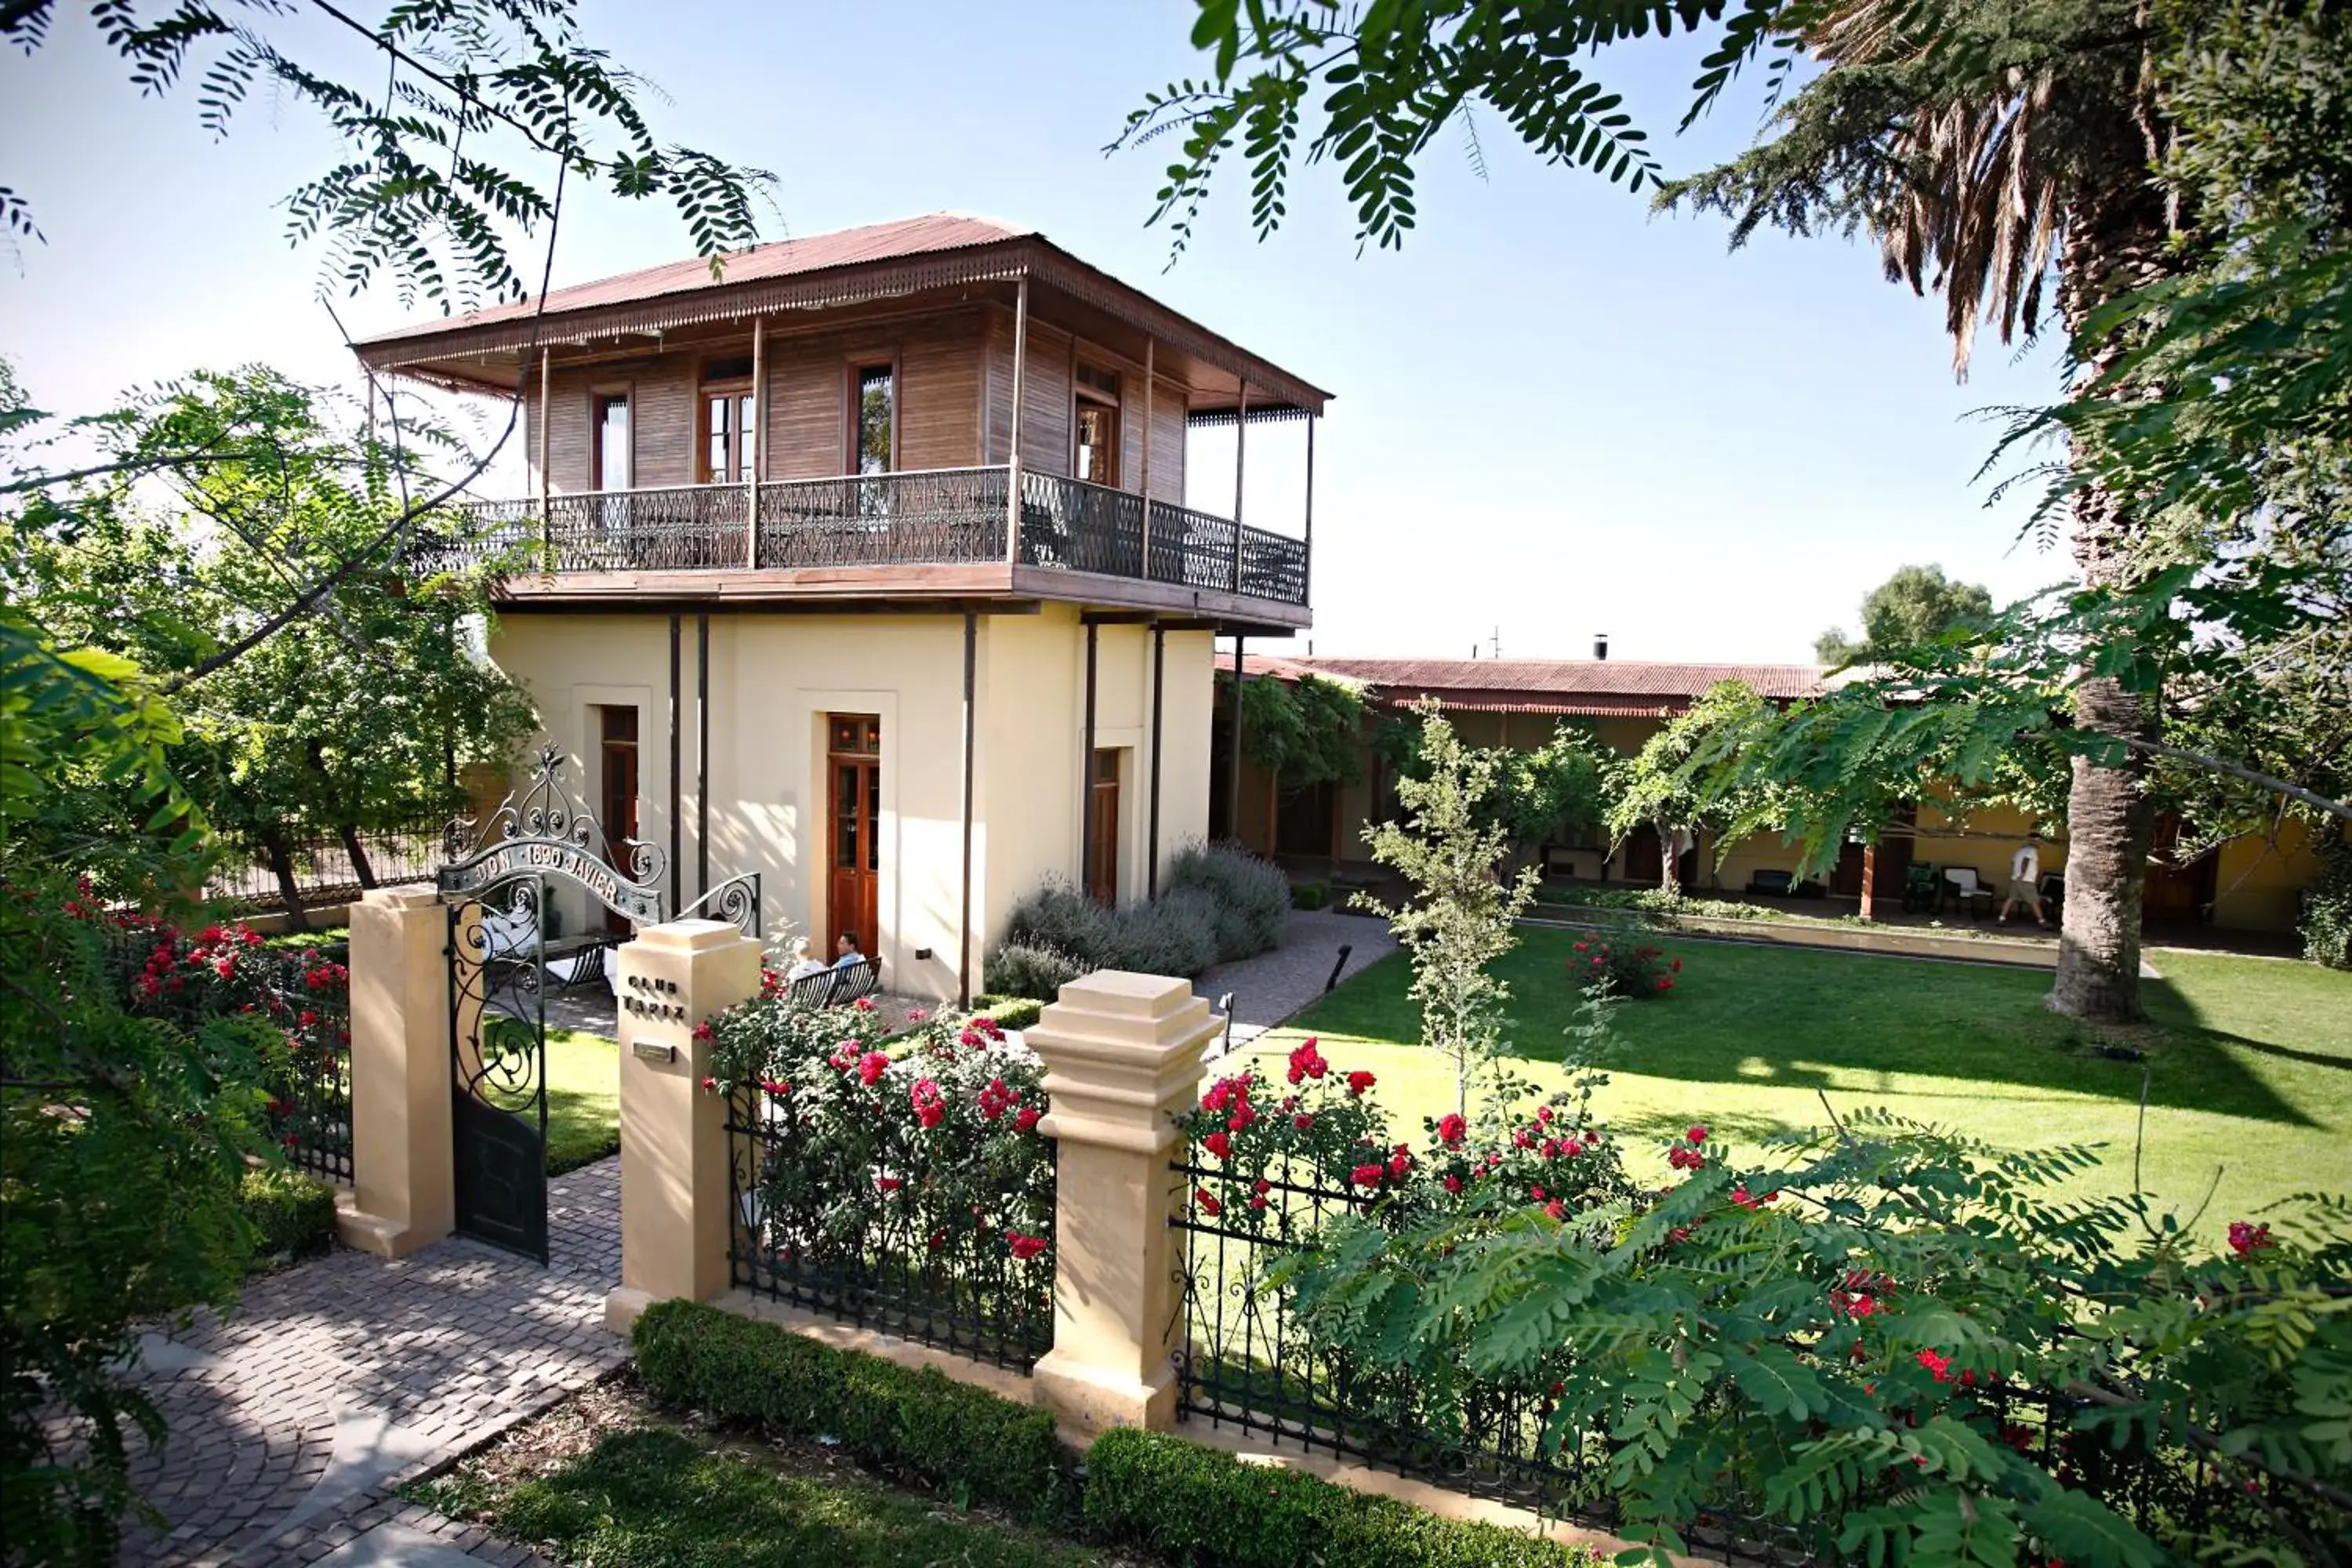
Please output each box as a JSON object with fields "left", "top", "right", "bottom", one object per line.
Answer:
{"left": 1165, "top": 840, "right": 1294, "bottom": 960}
{"left": 983, "top": 941, "right": 1090, "bottom": 1003}
{"left": 1291, "top": 879, "right": 1332, "bottom": 910}
{"left": 976, "top": 995, "right": 1045, "bottom": 1032}
{"left": 1280, "top": 1105, "right": 2352, "bottom": 1566}
{"left": 1606, "top": 681, "right": 1800, "bottom": 883}
{"left": 238, "top": 1167, "right": 336, "bottom": 1262}
{"left": 1083, "top": 1427, "right": 1596, "bottom": 1568}
{"left": 1567, "top": 935, "right": 1682, "bottom": 1000}
{"left": 1381, "top": 717, "right": 1613, "bottom": 855}
{"left": 631, "top": 1301, "right": 1069, "bottom": 1522}
{"left": 1236, "top": 671, "right": 1365, "bottom": 794}
{"left": 4, "top": 0, "right": 772, "bottom": 304}
{"left": 989, "top": 844, "right": 1290, "bottom": 993}
{"left": 1359, "top": 704, "right": 1541, "bottom": 1119}
{"left": 2301, "top": 835, "right": 2352, "bottom": 971}
{"left": 1816, "top": 564, "right": 1995, "bottom": 668}
{"left": 0, "top": 613, "right": 281, "bottom": 1564}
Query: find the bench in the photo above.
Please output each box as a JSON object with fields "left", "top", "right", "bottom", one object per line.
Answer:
{"left": 786, "top": 957, "right": 883, "bottom": 1009}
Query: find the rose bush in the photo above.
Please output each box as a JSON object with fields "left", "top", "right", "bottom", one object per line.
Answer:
{"left": 1568, "top": 935, "right": 1679, "bottom": 999}
{"left": 704, "top": 982, "right": 1055, "bottom": 1333}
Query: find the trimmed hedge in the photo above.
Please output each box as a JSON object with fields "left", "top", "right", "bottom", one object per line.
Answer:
{"left": 973, "top": 994, "right": 1046, "bottom": 1031}
{"left": 632, "top": 1299, "right": 1069, "bottom": 1521}
{"left": 1084, "top": 1427, "right": 1592, "bottom": 1568}
{"left": 632, "top": 1301, "right": 1593, "bottom": 1567}
{"left": 240, "top": 1167, "right": 337, "bottom": 1261}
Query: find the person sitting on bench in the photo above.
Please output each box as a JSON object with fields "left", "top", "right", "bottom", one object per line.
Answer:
{"left": 782, "top": 938, "right": 827, "bottom": 983}
{"left": 833, "top": 931, "right": 867, "bottom": 969}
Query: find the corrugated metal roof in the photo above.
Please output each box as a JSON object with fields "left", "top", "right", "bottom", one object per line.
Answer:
{"left": 1221, "top": 654, "right": 1825, "bottom": 704}
{"left": 358, "top": 214, "right": 1032, "bottom": 344}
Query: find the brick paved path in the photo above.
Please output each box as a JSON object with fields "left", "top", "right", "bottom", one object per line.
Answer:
{"left": 119, "top": 1158, "right": 624, "bottom": 1566}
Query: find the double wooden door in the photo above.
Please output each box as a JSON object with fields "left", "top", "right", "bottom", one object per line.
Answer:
{"left": 827, "top": 715, "right": 881, "bottom": 956}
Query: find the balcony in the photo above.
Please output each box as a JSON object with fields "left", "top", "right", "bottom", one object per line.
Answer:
{"left": 431, "top": 466, "right": 1309, "bottom": 615}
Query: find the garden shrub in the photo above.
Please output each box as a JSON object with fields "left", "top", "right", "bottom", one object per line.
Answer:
{"left": 239, "top": 1167, "right": 336, "bottom": 1261}
{"left": 1290, "top": 879, "right": 1331, "bottom": 910}
{"left": 1165, "top": 840, "right": 1290, "bottom": 960}
{"left": 1083, "top": 1427, "right": 1592, "bottom": 1568}
{"left": 1566, "top": 935, "right": 1681, "bottom": 999}
{"left": 2299, "top": 835, "right": 2352, "bottom": 970}
{"left": 631, "top": 1300, "right": 1069, "bottom": 1521}
{"left": 972, "top": 994, "right": 1044, "bottom": 1031}
{"left": 982, "top": 940, "right": 1087, "bottom": 1002}
{"left": 1123, "top": 889, "right": 1221, "bottom": 976}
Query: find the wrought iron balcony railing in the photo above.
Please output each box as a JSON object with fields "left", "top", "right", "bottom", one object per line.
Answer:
{"left": 424, "top": 466, "right": 1308, "bottom": 608}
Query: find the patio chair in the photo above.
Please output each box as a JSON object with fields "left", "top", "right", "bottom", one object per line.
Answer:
{"left": 1940, "top": 866, "right": 1992, "bottom": 916}
{"left": 1745, "top": 869, "right": 1795, "bottom": 897}
{"left": 1902, "top": 862, "right": 1940, "bottom": 913}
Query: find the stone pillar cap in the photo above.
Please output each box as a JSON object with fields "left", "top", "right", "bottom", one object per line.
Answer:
{"left": 634, "top": 919, "right": 758, "bottom": 953}
{"left": 362, "top": 887, "right": 444, "bottom": 911}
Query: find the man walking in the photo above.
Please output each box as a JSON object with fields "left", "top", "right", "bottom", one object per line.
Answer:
{"left": 1999, "top": 831, "right": 2050, "bottom": 927}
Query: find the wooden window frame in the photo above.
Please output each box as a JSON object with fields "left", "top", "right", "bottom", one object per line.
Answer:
{"left": 697, "top": 357, "right": 757, "bottom": 485}
{"left": 588, "top": 385, "right": 635, "bottom": 492}
{"left": 842, "top": 354, "right": 901, "bottom": 477}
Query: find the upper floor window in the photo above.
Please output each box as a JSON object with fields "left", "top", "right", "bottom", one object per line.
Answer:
{"left": 1073, "top": 365, "right": 1120, "bottom": 487}
{"left": 591, "top": 393, "right": 630, "bottom": 491}
{"left": 853, "top": 365, "right": 895, "bottom": 475}
{"left": 700, "top": 357, "right": 755, "bottom": 484}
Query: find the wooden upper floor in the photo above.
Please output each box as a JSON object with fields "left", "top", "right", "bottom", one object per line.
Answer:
{"left": 353, "top": 215, "right": 1329, "bottom": 630}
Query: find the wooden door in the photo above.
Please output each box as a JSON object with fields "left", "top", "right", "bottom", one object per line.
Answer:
{"left": 2143, "top": 815, "right": 2216, "bottom": 926}
{"left": 1087, "top": 749, "right": 1122, "bottom": 904}
{"left": 597, "top": 706, "right": 641, "bottom": 936}
{"left": 826, "top": 715, "right": 881, "bottom": 956}
{"left": 1621, "top": 826, "right": 1662, "bottom": 885}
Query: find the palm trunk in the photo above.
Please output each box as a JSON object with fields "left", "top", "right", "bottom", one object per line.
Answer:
{"left": 2047, "top": 185, "right": 2171, "bottom": 1024}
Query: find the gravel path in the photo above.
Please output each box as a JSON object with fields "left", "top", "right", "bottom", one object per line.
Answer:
{"left": 1194, "top": 908, "right": 1396, "bottom": 1055}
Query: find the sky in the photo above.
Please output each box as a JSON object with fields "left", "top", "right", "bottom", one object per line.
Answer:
{"left": 0, "top": 1, "right": 2082, "bottom": 666}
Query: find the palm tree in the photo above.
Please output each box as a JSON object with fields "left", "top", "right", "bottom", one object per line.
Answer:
{"left": 1127, "top": 0, "right": 2180, "bottom": 1020}
{"left": 1664, "top": 0, "right": 2172, "bottom": 1019}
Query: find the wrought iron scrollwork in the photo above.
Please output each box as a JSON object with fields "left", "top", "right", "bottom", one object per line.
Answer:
{"left": 438, "top": 743, "right": 665, "bottom": 927}
{"left": 674, "top": 871, "right": 763, "bottom": 938}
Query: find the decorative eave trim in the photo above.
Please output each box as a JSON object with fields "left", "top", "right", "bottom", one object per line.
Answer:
{"left": 353, "top": 237, "right": 1330, "bottom": 414}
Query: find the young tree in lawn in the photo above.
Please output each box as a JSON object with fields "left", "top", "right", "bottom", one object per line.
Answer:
{"left": 1118, "top": 0, "right": 2187, "bottom": 1021}
{"left": 1815, "top": 564, "right": 1995, "bottom": 667}
{"left": 1357, "top": 703, "right": 1538, "bottom": 1120}
{"left": 1377, "top": 714, "right": 1613, "bottom": 866}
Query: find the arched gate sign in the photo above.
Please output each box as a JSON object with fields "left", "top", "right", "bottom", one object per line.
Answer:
{"left": 436, "top": 744, "right": 758, "bottom": 1263}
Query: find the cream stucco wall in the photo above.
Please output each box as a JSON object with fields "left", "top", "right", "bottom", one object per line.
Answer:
{"left": 488, "top": 608, "right": 1217, "bottom": 1004}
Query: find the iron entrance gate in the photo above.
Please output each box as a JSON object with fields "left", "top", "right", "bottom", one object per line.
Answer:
{"left": 434, "top": 745, "right": 764, "bottom": 1264}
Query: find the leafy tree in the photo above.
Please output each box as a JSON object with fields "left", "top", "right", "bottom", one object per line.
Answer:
{"left": 1236, "top": 670, "right": 1366, "bottom": 795}
{"left": 1606, "top": 682, "right": 1788, "bottom": 895}
{"left": 1119, "top": 0, "right": 2198, "bottom": 1022}
{"left": 10, "top": 368, "right": 538, "bottom": 928}
{"left": 1815, "top": 564, "right": 1994, "bottom": 666}
{"left": 1357, "top": 704, "right": 1539, "bottom": 1120}
{"left": 1377, "top": 715, "right": 1613, "bottom": 860}
{"left": 0, "top": 608, "right": 283, "bottom": 1565}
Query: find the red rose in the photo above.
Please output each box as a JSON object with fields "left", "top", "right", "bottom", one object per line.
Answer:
{"left": 1293, "top": 1112, "right": 1315, "bottom": 1131}
{"left": 1008, "top": 1232, "right": 1049, "bottom": 1261}
{"left": 1437, "top": 1113, "right": 1466, "bottom": 1146}
{"left": 858, "top": 1051, "right": 889, "bottom": 1085}
{"left": 1443, "top": 1174, "right": 1463, "bottom": 1194}
{"left": 1916, "top": 1348, "right": 1955, "bottom": 1384}
{"left": 1686, "top": 1125, "right": 1708, "bottom": 1145}
{"left": 1670, "top": 958, "right": 1682, "bottom": 973}
{"left": 1346, "top": 1070, "right": 1376, "bottom": 1097}
{"left": 1388, "top": 1151, "right": 1411, "bottom": 1178}
{"left": 1015, "top": 1105, "right": 1042, "bottom": 1132}
{"left": 1228, "top": 1103, "right": 1258, "bottom": 1133}
{"left": 1349, "top": 1163, "right": 1384, "bottom": 1188}
{"left": 1543, "top": 1200, "right": 1565, "bottom": 1220}
{"left": 878, "top": 1177, "right": 902, "bottom": 1192}
{"left": 1203, "top": 1131, "right": 1232, "bottom": 1160}
{"left": 1253, "top": 1177, "right": 1271, "bottom": 1196}
{"left": 1194, "top": 1188, "right": 1222, "bottom": 1217}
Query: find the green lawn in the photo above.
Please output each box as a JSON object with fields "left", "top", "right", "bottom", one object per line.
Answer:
{"left": 425, "top": 1425, "right": 1107, "bottom": 1568}
{"left": 546, "top": 1029, "right": 619, "bottom": 1174}
{"left": 1253, "top": 932, "right": 2352, "bottom": 1224}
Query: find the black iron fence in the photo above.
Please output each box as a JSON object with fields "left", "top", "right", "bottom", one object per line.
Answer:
{"left": 726, "top": 1088, "right": 1057, "bottom": 1371}
{"left": 1167, "top": 1154, "right": 2263, "bottom": 1566}
{"left": 1169, "top": 1152, "right": 1619, "bottom": 1518}
{"left": 205, "top": 822, "right": 444, "bottom": 913}
{"left": 440, "top": 465, "right": 1312, "bottom": 608}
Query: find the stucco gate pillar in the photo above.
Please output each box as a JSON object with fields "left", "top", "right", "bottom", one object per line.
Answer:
{"left": 1025, "top": 971, "right": 1221, "bottom": 1438}
{"left": 602, "top": 919, "right": 763, "bottom": 1335}
{"left": 338, "top": 887, "right": 455, "bottom": 1258}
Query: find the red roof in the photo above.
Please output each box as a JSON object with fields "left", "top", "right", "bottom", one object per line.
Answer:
{"left": 360, "top": 213, "right": 1030, "bottom": 343}
{"left": 1221, "top": 654, "right": 1826, "bottom": 713}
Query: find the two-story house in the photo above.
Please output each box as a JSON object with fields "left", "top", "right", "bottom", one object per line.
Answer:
{"left": 354, "top": 213, "right": 1327, "bottom": 1003}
